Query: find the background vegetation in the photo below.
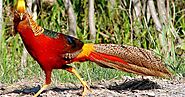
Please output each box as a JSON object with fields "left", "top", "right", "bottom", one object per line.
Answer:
{"left": 0, "top": 0, "right": 185, "bottom": 85}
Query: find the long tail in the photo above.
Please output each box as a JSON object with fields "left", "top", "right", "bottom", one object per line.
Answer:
{"left": 75, "top": 44, "right": 172, "bottom": 78}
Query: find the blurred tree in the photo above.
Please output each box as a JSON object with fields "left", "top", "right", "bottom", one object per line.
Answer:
{"left": 63, "top": 0, "right": 77, "bottom": 37}
{"left": 0, "top": 0, "right": 2, "bottom": 39}
{"left": 89, "top": 0, "right": 96, "bottom": 41}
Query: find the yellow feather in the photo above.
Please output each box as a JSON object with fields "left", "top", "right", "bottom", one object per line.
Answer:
{"left": 76, "top": 44, "right": 95, "bottom": 58}
{"left": 16, "top": 0, "right": 26, "bottom": 13}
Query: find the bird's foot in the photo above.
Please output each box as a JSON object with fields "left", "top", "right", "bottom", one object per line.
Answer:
{"left": 81, "top": 82, "right": 93, "bottom": 96}
{"left": 33, "top": 84, "right": 48, "bottom": 97}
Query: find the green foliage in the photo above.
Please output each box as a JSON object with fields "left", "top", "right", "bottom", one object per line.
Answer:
{"left": 1, "top": 0, "right": 185, "bottom": 84}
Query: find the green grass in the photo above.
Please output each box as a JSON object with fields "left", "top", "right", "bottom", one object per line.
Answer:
{"left": 1, "top": 0, "right": 185, "bottom": 84}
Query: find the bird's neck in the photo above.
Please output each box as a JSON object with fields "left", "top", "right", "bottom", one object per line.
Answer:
{"left": 28, "top": 15, "right": 44, "bottom": 36}
{"left": 17, "top": 18, "right": 35, "bottom": 39}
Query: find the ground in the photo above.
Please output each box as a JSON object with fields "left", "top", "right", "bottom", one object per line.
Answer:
{"left": 0, "top": 76, "right": 185, "bottom": 97}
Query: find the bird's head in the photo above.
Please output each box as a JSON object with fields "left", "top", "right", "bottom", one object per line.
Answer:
{"left": 13, "top": 0, "right": 28, "bottom": 34}
{"left": 15, "top": 0, "right": 26, "bottom": 20}
{"left": 14, "top": 0, "right": 43, "bottom": 36}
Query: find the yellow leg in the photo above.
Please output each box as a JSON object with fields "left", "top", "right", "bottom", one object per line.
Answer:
{"left": 69, "top": 67, "right": 92, "bottom": 96}
{"left": 33, "top": 84, "right": 49, "bottom": 97}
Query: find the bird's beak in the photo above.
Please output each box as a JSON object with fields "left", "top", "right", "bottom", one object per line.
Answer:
{"left": 16, "top": 0, "right": 26, "bottom": 20}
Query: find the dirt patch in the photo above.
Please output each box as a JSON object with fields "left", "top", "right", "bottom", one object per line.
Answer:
{"left": 1, "top": 76, "right": 185, "bottom": 97}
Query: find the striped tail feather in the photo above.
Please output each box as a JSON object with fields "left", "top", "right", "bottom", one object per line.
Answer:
{"left": 87, "top": 44, "right": 172, "bottom": 78}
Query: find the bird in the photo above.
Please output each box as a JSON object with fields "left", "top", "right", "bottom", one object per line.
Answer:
{"left": 14, "top": 0, "right": 172, "bottom": 97}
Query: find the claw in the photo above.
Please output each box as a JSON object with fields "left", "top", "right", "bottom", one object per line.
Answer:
{"left": 33, "top": 84, "right": 49, "bottom": 97}
{"left": 82, "top": 84, "right": 92, "bottom": 96}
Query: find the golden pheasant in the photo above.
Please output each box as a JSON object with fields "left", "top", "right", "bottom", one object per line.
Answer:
{"left": 14, "top": 0, "right": 172, "bottom": 96}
